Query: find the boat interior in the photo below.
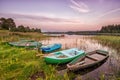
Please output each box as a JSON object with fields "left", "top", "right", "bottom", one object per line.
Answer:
{"left": 48, "top": 50, "right": 80, "bottom": 58}
{"left": 69, "top": 50, "right": 108, "bottom": 65}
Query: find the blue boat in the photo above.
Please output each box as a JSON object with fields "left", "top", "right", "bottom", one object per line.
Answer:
{"left": 41, "top": 43, "right": 61, "bottom": 52}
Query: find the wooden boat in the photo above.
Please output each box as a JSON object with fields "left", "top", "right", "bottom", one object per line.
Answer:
{"left": 41, "top": 43, "right": 61, "bottom": 52}
{"left": 45, "top": 34, "right": 65, "bottom": 37}
{"left": 8, "top": 40, "right": 42, "bottom": 48}
{"left": 67, "top": 50, "right": 109, "bottom": 71}
{"left": 44, "top": 48, "right": 85, "bottom": 64}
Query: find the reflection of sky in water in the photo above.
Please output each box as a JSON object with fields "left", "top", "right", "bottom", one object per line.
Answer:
{"left": 41, "top": 35, "right": 120, "bottom": 80}
{"left": 41, "top": 35, "right": 113, "bottom": 52}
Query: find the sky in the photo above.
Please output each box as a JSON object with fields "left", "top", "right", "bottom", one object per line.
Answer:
{"left": 0, "top": 0, "right": 120, "bottom": 32}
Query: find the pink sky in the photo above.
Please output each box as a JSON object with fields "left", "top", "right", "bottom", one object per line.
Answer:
{"left": 0, "top": 0, "right": 120, "bottom": 32}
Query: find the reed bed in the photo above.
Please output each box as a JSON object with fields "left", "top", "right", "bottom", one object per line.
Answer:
{"left": 92, "top": 35, "right": 120, "bottom": 52}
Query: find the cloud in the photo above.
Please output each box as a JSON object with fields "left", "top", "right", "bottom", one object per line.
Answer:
{"left": 98, "top": 8, "right": 120, "bottom": 18}
{"left": 70, "top": 0, "right": 90, "bottom": 13}
{"left": 0, "top": 12, "right": 81, "bottom": 24}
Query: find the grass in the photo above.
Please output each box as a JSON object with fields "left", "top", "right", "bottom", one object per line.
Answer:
{"left": 92, "top": 35, "right": 120, "bottom": 52}
{"left": 0, "top": 30, "right": 48, "bottom": 41}
{"left": 2, "top": 30, "right": 120, "bottom": 80}
{"left": 0, "top": 30, "right": 71, "bottom": 80}
{"left": 0, "top": 42, "right": 41, "bottom": 80}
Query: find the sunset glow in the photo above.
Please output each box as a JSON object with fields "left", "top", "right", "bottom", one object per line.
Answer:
{"left": 0, "top": 0, "right": 120, "bottom": 32}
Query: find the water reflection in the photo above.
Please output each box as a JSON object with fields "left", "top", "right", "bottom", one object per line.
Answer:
{"left": 41, "top": 35, "right": 120, "bottom": 79}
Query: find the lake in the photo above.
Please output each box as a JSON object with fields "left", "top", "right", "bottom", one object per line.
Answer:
{"left": 41, "top": 35, "right": 120, "bottom": 80}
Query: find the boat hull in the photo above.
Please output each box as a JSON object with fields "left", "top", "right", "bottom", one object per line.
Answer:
{"left": 8, "top": 40, "right": 42, "bottom": 48}
{"left": 67, "top": 50, "right": 109, "bottom": 71}
{"left": 41, "top": 44, "right": 61, "bottom": 52}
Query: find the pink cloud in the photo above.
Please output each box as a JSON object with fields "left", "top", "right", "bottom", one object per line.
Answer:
{"left": 0, "top": 13, "right": 81, "bottom": 23}
{"left": 98, "top": 8, "right": 120, "bottom": 18}
{"left": 70, "top": 0, "right": 90, "bottom": 13}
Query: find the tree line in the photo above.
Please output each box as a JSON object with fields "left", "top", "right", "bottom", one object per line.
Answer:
{"left": 100, "top": 24, "right": 120, "bottom": 33}
{"left": 0, "top": 17, "right": 41, "bottom": 33}
{"left": 66, "top": 24, "right": 120, "bottom": 35}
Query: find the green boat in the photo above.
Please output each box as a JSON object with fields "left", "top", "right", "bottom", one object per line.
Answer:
{"left": 8, "top": 39, "right": 42, "bottom": 48}
{"left": 44, "top": 48, "right": 85, "bottom": 64}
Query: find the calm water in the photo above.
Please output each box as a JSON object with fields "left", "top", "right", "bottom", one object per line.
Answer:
{"left": 41, "top": 35, "right": 120, "bottom": 80}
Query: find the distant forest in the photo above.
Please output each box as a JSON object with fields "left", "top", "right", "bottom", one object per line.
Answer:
{"left": 100, "top": 24, "right": 120, "bottom": 33}
{"left": 45, "top": 24, "right": 120, "bottom": 35}
{"left": 0, "top": 17, "right": 41, "bottom": 33}
{"left": 65, "top": 25, "right": 120, "bottom": 35}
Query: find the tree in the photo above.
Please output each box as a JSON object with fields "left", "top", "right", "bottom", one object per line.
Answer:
{"left": 31, "top": 28, "right": 35, "bottom": 32}
{"left": 34, "top": 28, "right": 41, "bottom": 33}
{"left": 0, "top": 17, "right": 42, "bottom": 33}
{"left": 0, "top": 17, "right": 8, "bottom": 30}
{"left": 0, "top": 21, "right": 2, "bottom": 29}
{"left": 0, "top": 17, "right": 16, "bottom": 30}
{"left": 25, "top": 26, "right": 30, "bottom": 32}
{"left": 7, "top": 18, "right": 16, "bottom": 31}
{"left": 18, "top": 25, "right": 26, "bottom": 32}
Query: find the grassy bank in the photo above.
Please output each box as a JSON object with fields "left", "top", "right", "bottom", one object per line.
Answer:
{"left": 0, "top": 30, "right": 71, "bottom": 80}
{"left": 0, "top": 30, "right": 48, "bottom": 41}
{"left": 92, "top": 35, "right": 120, "bottom": 52}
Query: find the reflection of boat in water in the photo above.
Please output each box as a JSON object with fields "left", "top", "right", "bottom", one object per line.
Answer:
{"left": 67, "top": 50, "right": 109, "bottom": 71}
